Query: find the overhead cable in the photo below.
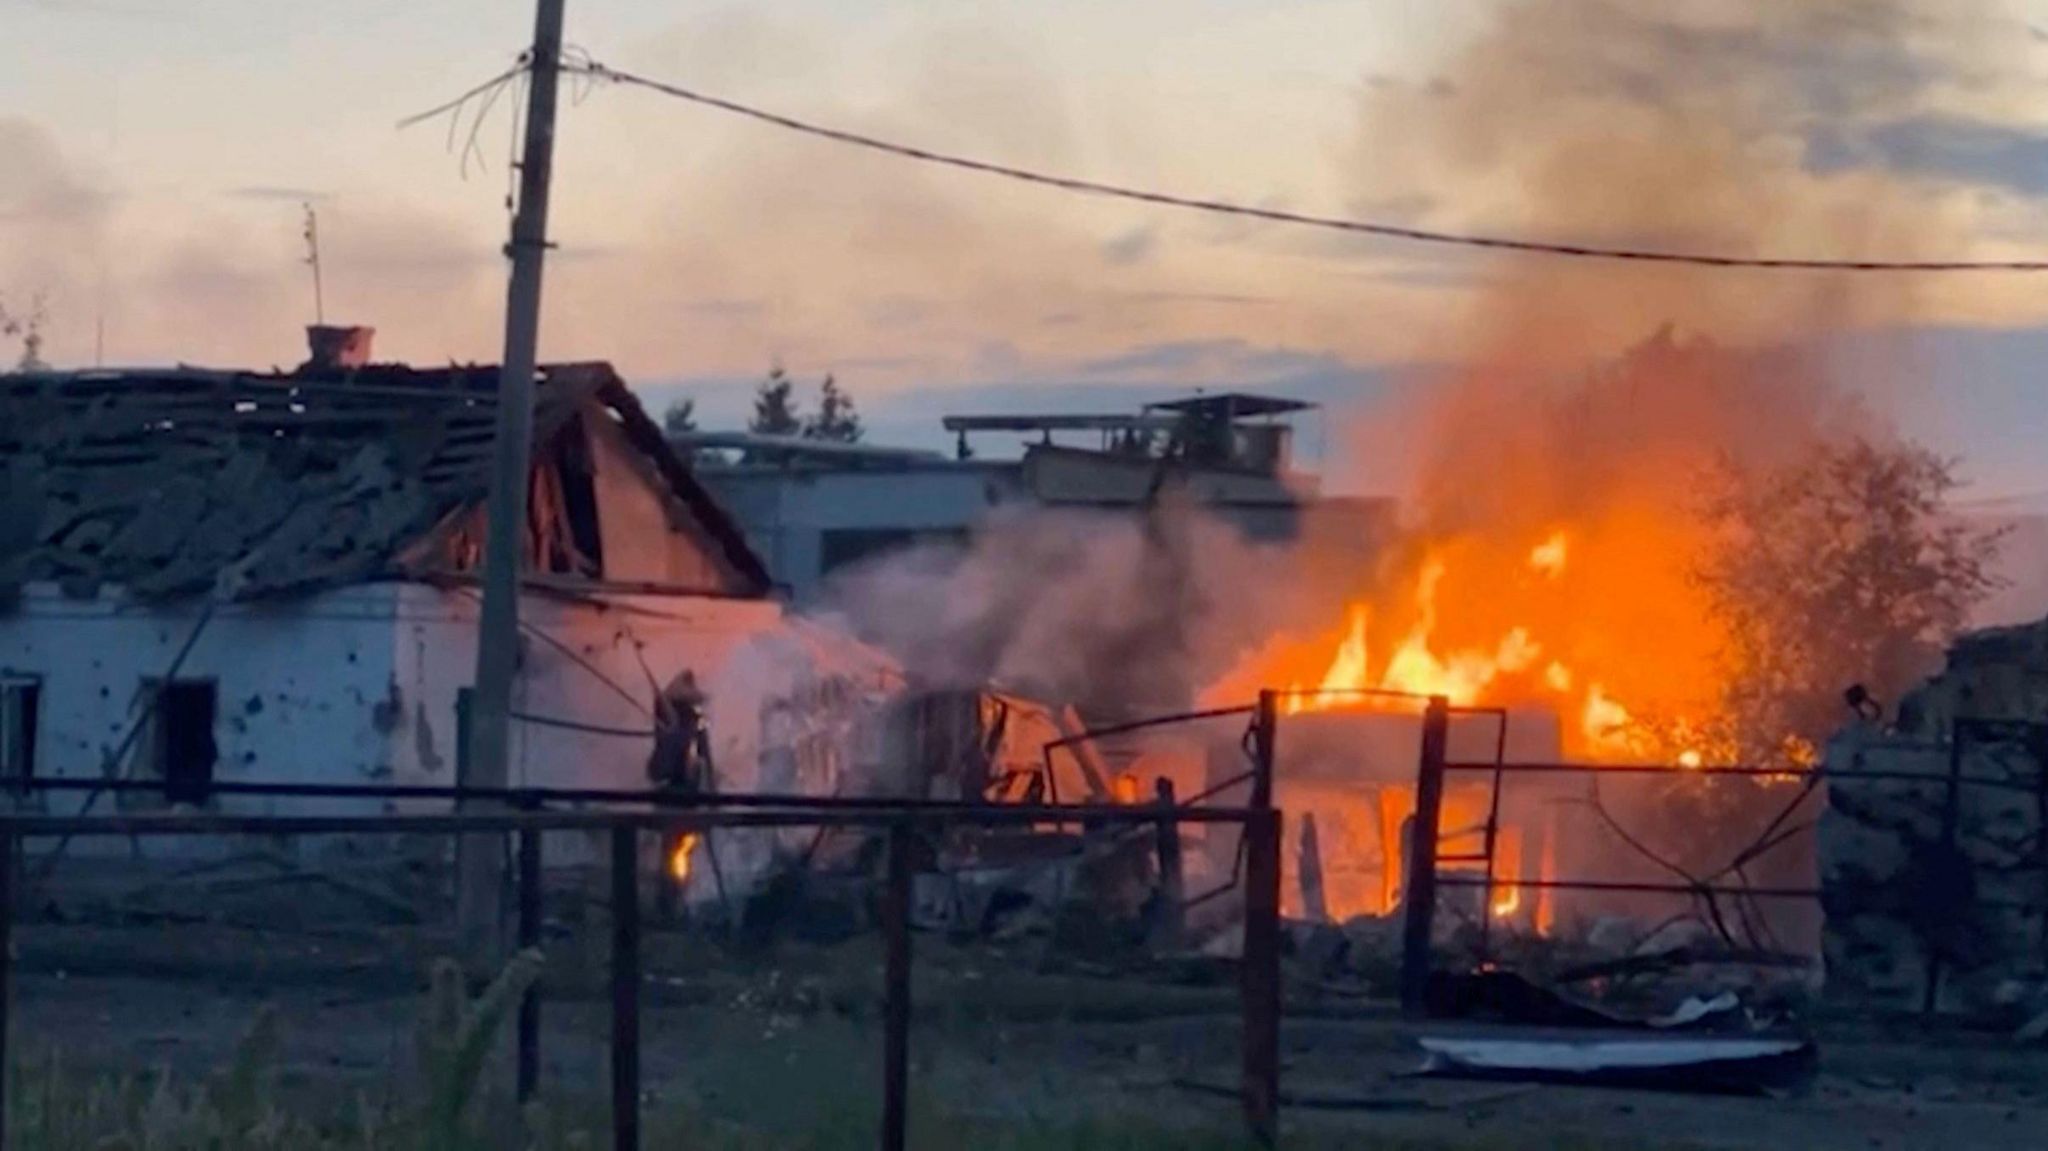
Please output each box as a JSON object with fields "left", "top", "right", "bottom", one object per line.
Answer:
{"left": 567, "top": 58, "right": 2048, "bottom": 274}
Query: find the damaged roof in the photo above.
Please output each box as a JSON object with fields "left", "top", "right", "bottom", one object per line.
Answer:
{"left": 0, "top": 361, "right": 772, "bottom": 604}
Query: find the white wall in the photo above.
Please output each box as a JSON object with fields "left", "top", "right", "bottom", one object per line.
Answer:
{"left": 0, "top": 583, "right": 405, "bottom": 856}
{"left": 0, "top": 580, "right": 900, "bottom": 875}
{"left": 384, "top": 583, "right": 898, "bottom": 887}
{"left": 385, "top": 584, "right": 790, "bottom": 792}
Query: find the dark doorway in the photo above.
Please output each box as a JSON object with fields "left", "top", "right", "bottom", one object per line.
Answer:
{"left": 151, "top": 679, "right": 218, "bottom": 805}
{"left": 0, "top": 677, "right": 39, "bottom": 794}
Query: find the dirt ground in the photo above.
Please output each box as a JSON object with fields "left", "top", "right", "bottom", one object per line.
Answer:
{"left": 12, "top": 912, "right": 2048, "bottom": 1150}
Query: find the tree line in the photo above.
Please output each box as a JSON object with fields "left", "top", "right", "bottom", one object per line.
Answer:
{"left": 0, "top": 293, "right": 47, "bottom": 371}
{"left": 661, "top": 367, "right": 862, "bottom": 443}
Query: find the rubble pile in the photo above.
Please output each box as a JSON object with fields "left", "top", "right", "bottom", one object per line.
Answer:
{"left": 1822, "top": 617, "right": 2048, "bottom": 1018}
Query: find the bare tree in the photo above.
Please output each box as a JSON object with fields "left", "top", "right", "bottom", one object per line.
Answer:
{"left": 1697, "top": 436, "right": 2005, "bottom": 762}
{"left": 0, "top": 293, "right": 48, "bottom": 371}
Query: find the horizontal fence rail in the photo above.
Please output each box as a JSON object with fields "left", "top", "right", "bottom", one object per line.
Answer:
{"left": 1442, "top": 760, "right": 2040, "bottom": 792}
{"left": 1400, "top": 702, "right": 2040, "bottom": 1020}
{"left": 12, "top": 776, "right": 1273, "bottom": 811}
{"left": 0, "top": 803, "right": 1265, "bottom": 839}
{"left": 0, "top": 799, "right": 1283, "bottom": 1151}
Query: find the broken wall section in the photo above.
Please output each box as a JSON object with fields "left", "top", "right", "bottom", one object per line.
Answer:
{"left": 0, "top": 582, "right": 406, "bottom": 859}
{"left": 1822, "top": 618, "right": 2048, "bottom": 1017}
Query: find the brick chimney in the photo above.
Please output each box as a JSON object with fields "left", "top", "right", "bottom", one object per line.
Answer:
{"left": 304, "top": 325, "right": 375, "bottom": 372}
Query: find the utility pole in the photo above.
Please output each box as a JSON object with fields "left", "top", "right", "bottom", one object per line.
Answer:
{"left": 459, "top": 0, "right": 567, "bottom": 964}
{"left": 302, "top": 203, "right": 326, "bottom": 325}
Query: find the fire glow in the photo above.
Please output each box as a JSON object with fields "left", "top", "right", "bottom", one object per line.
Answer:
{"left": 1218, "top": 524, "right": 1738, "bottom": 934}
{"left": 668, "top": 832, "right": 701, "bottom": 884}
{"left": 1271, "top": 530, "right": 1701, "bottom": 764}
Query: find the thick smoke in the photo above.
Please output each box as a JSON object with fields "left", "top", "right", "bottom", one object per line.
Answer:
{"left": 815, "top": 498, "right": 1296, "bottom": 715}
{"left": 1328, "top": 0, "right": 2008, "bottom": 736}
{"left": 1346, "top": 0, "right": 2004, "bottom": 358}
{"left": 818, "top": 1, "right": 2017, "bottom": 735}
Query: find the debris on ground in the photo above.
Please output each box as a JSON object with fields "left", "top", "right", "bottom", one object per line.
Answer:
{"left": 1413, "top": 966, "right": 1816, "bottom": 1096}
{"left": 1414, "top": 1028, "right": 1817, "bottom": 1096}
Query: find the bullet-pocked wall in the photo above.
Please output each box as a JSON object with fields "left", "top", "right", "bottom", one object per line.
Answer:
{"left": 0, "top": 582, "right": 405, "bottom": 858}
{"left": 0, "top": 581, "right": 896, "bottom": 876}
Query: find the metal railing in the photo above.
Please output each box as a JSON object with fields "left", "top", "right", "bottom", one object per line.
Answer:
{"left": 1383, "top": 700, "right": 2048, "bottom": 1017}
{"left": 1386, "top": 695, "right": 1826, "bottom": 1012}
{"left": 0, "top": 795, "right": 1284, "bottom": 1151}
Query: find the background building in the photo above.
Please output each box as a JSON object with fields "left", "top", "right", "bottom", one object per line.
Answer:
{"left": 686, "top": 393, "right": 1396, "bottom": 603}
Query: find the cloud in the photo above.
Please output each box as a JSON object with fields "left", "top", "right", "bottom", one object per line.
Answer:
{"left": 0, "top": 117, "right": 115, "bottom": 351}
{"left": 1322, "top": 0, "right": 2048, "bottom": 362}
{"left": 12, "top": 0, "right": 183, "bottom": 21}
{"left": 0, "top": 112, "right": 505, "bottom": 369}
{"left": 1806, "top": 116, "right": 2048, "bottom": 195}
{"left": 1120, "top": 290, "right": 1272, "bottom": 307}
{"left": 678, "top": 298, "right": 768, "bottom": 320}
{"left": 1099, "top": 225, "right": 1157, "bottom": 266}
{"left": 220, "top": 186, "right": 332, "bottom": 204}
{"left": 0, "top": 118, "right": 109, "bottom": 230}
{"left": 22, "top": 0, "right": 2048, "bottom": 447}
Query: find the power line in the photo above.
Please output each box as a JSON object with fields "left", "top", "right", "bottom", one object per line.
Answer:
{"left": 397, "top": 59, "right": 530, "bottom": 132}
{"left": 566, "top": 57, "right": 2048, "bottom": 274}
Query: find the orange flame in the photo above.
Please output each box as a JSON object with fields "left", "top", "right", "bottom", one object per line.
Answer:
{"left": 1268, "top": 535, "right": 1677, "bottom": 756}
{"left": 1491, "top": 885, "right": 1522, "bottom": 918}
{"left": 668, "top": 833, "right": 701, "bottom": 884}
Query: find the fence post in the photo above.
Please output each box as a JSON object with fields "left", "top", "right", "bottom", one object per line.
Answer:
{"left": 455, "top": 687, "right": 508, "bottom": 976}
{"left": 0, "top": 829, "right": 13, "bottom": 1143}
{"left": 881, "top": 822, "right": 914, "bottom": 1151}
{"left": 1924, "top": 722, "right": 1971, "bottom": 1015}
{"left": 1400, "top": 695, "right": 1451, "bottom": 1017}
{"left": 1241, "top": 806, "right": 1282, "bottom": 1148}
{"left": 516, "top": 825, "right": 543, "bottom": 1104}
{"left": 1152, "top": 778, "right": 1186, "bottom": 948}
{"left": 1251, "top": 690, "right": 1278, "bottom": 810}
{"left": 609, "top": 826, "right": 641, "bottom": 1151}
{"left": 1298, "top": 813, "right": 1328, "bottom": 923}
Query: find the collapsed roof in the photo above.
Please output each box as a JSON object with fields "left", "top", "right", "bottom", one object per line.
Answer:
{"left": 0, "top": 361, "right": 771, "bottom": 605}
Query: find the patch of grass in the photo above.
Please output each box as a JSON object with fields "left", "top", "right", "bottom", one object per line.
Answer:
{"left": 4, "top": 944, "right": 1697, "bottom": 1151}
{"left": 644, "top": 1112, "right": 1563, "bottom": 1150}
{"left": 9, "top": 951, "right": 547, "bottom": 1151}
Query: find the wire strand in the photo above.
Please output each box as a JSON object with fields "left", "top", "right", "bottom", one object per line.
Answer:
{"left": 570, "top": 58, "right": 2048, "bottom": 274}
{"left": 397, "top": 59, "right": 531, "bottom": 132}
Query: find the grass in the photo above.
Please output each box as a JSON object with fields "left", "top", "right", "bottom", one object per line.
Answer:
{"left": 4, "top": 942, "right": 1695, "bottom": 1151}
{"left": 10, "top": 950, "right": 555, "bottom": 1151}
{"left": 2, "top": 1060, "right": 1681, "bottom": 1151}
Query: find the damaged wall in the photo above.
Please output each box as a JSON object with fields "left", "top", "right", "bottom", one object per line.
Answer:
{"left": 584, "top": 414, "right": 737, "bottom": 590}
{"left": 1822, "top": 617, "right": 2048, "bottom": 1016}
{"left": 0, "top": 582, "right": 405, "bottom": 857}
{"left": 385, "top": 584, "right": 899, "bottom": 886}
{"left": 0, "top": 579, "right": 900, "bottom": 880}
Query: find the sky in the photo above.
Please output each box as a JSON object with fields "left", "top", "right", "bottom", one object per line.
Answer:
{"left": 7, "top": 0, "right": 2048, "bottom": 500}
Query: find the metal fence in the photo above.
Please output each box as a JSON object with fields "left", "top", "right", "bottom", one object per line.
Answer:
{"left": 0, "top": 794, "right": 1283, "bottom": 1151}
{"left": 1366, "top": 696, "right": 2048, "bottom": 1017}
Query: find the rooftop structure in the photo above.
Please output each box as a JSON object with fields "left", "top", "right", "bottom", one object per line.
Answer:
{"left": 688, "top": 391, "right": 1386, "bottom": 602}
{"left": 1, "top": 352, "right": 769, "bottom": 604}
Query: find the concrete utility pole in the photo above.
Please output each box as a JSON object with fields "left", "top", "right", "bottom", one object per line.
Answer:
{"left": 459, "top": 0, "right": 567, "bottom": 962}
